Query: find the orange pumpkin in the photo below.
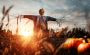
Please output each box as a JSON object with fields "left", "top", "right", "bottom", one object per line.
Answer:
{"left": 78, "top": 43, "right": 90, "bottom": 53}
{"left": 63, "top": 38, "right": 83, "bottom": 49}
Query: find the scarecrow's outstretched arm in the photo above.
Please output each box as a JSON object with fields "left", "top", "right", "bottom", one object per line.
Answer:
{"left": 22, "top": 15, "right": 37, "bottom": 20}
{"left": 47, "top": 16, "right": 61, "bottom": 26}
{"left": 47, "top": 16, "right": 56, "bottom": 21}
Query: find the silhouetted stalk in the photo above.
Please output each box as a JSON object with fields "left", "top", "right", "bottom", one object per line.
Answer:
{"left": 0, "top": 5, "right": 13, "bottom": 30}
{"left": 16, "top": 16, "right": 19, "bottom": 34}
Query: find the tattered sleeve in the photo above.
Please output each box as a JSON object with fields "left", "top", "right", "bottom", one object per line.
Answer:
{"left": 47, "top": 16, "right": 56, "bottom": 21}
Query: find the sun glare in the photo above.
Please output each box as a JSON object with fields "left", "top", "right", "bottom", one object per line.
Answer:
{"left": 20, "top": 31, "right": 33, "bottom": 37}
{"left": 18, "top": 19, "right": 34, "bottom": 37}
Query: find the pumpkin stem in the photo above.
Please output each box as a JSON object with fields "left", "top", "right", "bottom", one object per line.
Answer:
{"left": 84, "top": 36, "right": 88, "bottom": 43}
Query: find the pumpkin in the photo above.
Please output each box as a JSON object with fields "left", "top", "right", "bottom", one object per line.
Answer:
{"left": 78, "top": 43, "right": 90, "bottom": 54}
{"left": 63, "top": 38, "right": 83, "bottom": 49}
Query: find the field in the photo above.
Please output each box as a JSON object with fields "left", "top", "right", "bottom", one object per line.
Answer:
{"left": 0, "top": 27, "right": 90, "bottom": 55}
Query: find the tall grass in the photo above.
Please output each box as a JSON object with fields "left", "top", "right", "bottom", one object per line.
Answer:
{"left": 0, "top": 5, "right": 13, "bottom": 30}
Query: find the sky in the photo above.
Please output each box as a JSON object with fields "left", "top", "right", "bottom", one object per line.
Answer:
{"left": 0, "top": 0, "right": 89, "bottom": 16}
{"left": 0, "top": 0, "right": 90, "bottom": 33}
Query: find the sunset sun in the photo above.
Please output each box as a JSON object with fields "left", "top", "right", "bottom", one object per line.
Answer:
{"left": 19, "top": 30, "right": 33, "bottom": 37}
{"left": 18, "top": 19, "right": 34, "bottom": 37}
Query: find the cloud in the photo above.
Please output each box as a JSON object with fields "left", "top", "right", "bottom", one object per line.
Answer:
{"left": 65, "top": 0, "right": 90, "bottom": 11}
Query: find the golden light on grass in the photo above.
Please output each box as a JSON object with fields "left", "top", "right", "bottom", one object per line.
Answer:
{"left": 19, "top": 30, "right": 34, "bottom": 48}
{"left": 16, "top": 19, "right": 35, "bottom": 48}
